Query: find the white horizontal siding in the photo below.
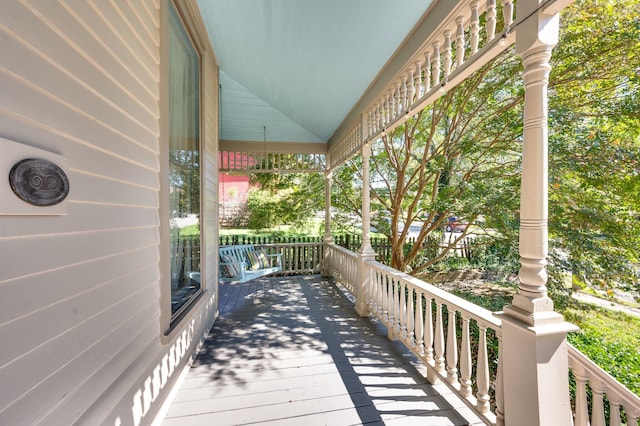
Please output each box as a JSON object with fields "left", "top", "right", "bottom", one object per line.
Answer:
{"left": 0, "top": 0, "right": 163, "bottom": 425}
{"left": 0, "top": 0, "right": 221, "bottom": 424}
{"left": 0, "top": 289, "right": 159, "bottom": 425}
{"left": 0, "top": 115, "right": 159, "bottom": 190}
{"left": 0, "top": 203, "right": 158, "bottom": 239}
{"left": 0, "top": 69, "right": 159, "bottom": 167}
{"left": 0, "top": 227, "right": 159, "bottom": 282}
{"left": 0, "top": 245, "right": 158, "bottom": 326}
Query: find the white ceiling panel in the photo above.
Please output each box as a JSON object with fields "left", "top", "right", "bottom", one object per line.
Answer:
{"left": 198, "top": 0, "right": 432, "bottom": 143}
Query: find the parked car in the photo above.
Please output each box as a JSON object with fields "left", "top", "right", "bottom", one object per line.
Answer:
{"left": 445, "top": 216, "right": 468, "bottom": 233}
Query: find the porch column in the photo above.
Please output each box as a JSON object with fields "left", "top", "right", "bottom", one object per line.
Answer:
{"left": 321, "top": 166, "right": 333, "bottom": 277}
{"left": 355, "top": 142, "right": 376, "bottom": 317}
{"left": 498, "top": 4, "right": 577, "bottom": 426}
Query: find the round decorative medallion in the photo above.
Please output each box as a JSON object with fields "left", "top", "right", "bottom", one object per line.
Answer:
{"left": 9, "top": 158, "right": 70, "bottom": 207}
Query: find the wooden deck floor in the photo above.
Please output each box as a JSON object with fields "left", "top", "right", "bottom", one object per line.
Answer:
{"left": 161, "top": 275, "right": 483, "bottom": 426}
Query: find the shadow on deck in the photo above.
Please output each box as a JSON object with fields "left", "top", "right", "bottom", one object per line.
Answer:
{"left": 162, "top": 275, "right": 483, "bottom": 425}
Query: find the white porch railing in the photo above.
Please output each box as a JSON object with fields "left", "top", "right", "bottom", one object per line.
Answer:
{"left": 366, "top": 260, "right": 503, "bottom": 425}
{"left": 219, "top": 151, "right": 325, "bottom": 174}
{"left": 325, "top": 243, "right": 358, "bottom": 296}
{"left": 569, "top": 343, "right": 640, "bottom": 426}
{"left": 323, "top": 242, "right": 640, "bottom": 426}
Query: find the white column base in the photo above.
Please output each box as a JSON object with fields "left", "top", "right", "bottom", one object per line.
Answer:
{"left": 496, "top": 311, "right": 578, "bottom": 426}
{"left": 321, "top": 236, "right": 334, "bottom": 277}
{"left": 354, "top": 251, "right": 376, "bottom": 317}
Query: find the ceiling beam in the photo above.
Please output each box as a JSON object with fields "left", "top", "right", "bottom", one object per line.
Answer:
{"left": 219, "top": 140, "right": 327, "bottom": 154}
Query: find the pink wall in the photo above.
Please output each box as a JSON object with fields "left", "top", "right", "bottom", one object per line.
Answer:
{"left": 219, "top": 173, "right": 250, "bottom": 204}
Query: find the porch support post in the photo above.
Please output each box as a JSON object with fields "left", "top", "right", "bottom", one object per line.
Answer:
{"left": 497, "top": 5, "right": 577, "bottom": 426}
{"left": 324, "top": 170, "right": 334, "bottom": 244}
{"left": 322, "top": 163, "right": 334, "bottom": 277}
{"left": 355, "top": 142, "right": 375, "bottom": 317}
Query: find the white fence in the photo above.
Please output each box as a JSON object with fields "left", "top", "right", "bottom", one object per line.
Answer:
{"left": 256, "top": 242, "right": 323, "bottom": 275}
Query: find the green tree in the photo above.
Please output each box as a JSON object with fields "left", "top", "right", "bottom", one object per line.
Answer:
{"left": 249, "top": 169, "right": 325, "bottom": 230}
{"left": 547, "top": 0, "right": 640, "bottom": 295}
{"left": 333, "top": 0, "right": 639, "bottom": 296}
{"left": 335, "top": 51, "right": 525, "bottom": 274}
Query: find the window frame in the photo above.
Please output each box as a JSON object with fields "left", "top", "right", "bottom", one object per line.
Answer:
{"left": 160, "top": 0, "right": 207, "bottom": 338}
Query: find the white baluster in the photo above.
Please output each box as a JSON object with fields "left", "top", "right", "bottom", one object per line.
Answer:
{"left": 470, "top": 1, "right": 480, "bottom": 54}
{"left": 396, "top": 84, "right": 402, "bottom": 117}
{"left": 486, "top": 0, "right": 497, "bottom": 41}
{"left": 424, "top": 296, "right": 434, "bottom": 362}
{"left": 381, "top": 275, "right": 390, "bottom": 324}
{"left": 459, "top": 315, "right": 472, "bottom": 397}
{"left": 456, "top": 16, "right": 465, "bottom": 66}
{"left": 446, "top": 307, "right": 459, "bottom": 386}
{"left": 591, "top": 384, "right": 606, "bottom": 426}
{"left": 443, "top": 30, "right": 452, "bottom": 78}
{"left": 374, "top": 272, "right": 381, "bottom": 318}
{"left": 409, "top": 68, "right": 416, "bottom": 106}
{"left": 414, "top": 290, "right": 424, "bottom": 355}
{"left": 406, "top": 286, "right": 415, "bottom": 345}
{"left": 476, "top": 326, "right": 490, "bottom": 413}
{"left": 372, "top": 107, "right": 378, "bottom": 134}
{"left": 390, "top": 90, "right": 396, "bottom": 120}
{"left": 571, "top": 371, "right": 588, "bottom": 425}
{"left": 609, "top": 401, "right": 621, "bottom": 426}
{"left": 394, "top": 279, "right": 401, "bottom": 335}
{"left": 402, "top": 75, "right": 409, "bottom": 112}
{"left": 370, "top": 271, "right": 378, "bottom": 315}
{"left": 368, "top": 111, "right": 373, "bottom": 136}
{"left": 495, "top": 332, "right": 504, "bottom": 425}
{"left": 415, "top": 60, "right": 423, "bottom": 98}
{"left": 424, "top": 51, "right": 432, "bottom": 93}
{"left": 385, "top": 275, "right": 393, "bottom": 322}
{"left": 434, "top": 301, "right": 445, "bottom": 374}
{"left": 385, "top": 93, "right": 392, "bottom": 127}
{"left": 400, "top": 281, "right": 407, "bottom": 338}
{"left": 502, "top": 0, "right": 514, "bottom": 28}
{"left": 432, "top": 42, "right": 441, "bottom": 87}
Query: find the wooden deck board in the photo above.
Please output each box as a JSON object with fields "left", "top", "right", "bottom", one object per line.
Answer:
{"left": 162, "top": 275, "right": 482, "bottom": 425}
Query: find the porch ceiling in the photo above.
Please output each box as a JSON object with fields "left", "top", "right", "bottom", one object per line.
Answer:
{"left": 197, "top": 0, "right": 433, "bottom": 146}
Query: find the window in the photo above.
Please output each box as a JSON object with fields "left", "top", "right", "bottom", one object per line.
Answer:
{"left": 168, "top": 1, "right": 201, "bottom": 321}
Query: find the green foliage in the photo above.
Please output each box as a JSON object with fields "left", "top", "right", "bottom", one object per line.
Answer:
{"left": 546, "top": 0, "right": 640, "bottom": 295}
{"left": 565, "top": 305, "right": 640, "bottom": 396}
{"left": 247, "top": 172, "right": 325, "bottom": 231}
{"left": 245, "top": 188, "right": 283, "bottom": 230}
{"left": 179, "top": 223, "right": 200, "bottom": 236}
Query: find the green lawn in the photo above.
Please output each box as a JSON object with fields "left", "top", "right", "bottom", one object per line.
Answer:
{"left": 564, "top": 306, "right": 640, "bottom": 396}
